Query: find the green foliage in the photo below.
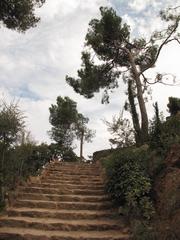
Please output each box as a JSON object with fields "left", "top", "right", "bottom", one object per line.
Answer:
{"left": 132, "top": 221, "right": 157, "bottom": 240}
{"left": 0, "top": 0, "right": 45, "bottom": 32}
{"left": 149, "top": 104, "right": 180, "bottom": 157}
{"left": 102, "top": 147, "right": 154, "bottom": 219}
{"left": 61, "top": 148, "right": 78, "bottom": 162}
{"left": 49, "top": 96, "right": 95, "bottom": 159}
{"left": 0, "top": 101, "right": 54, "bottom": 208}
{"left": 75, "top": 113, "right": 95, "bottom": 143}
{"left": 104, "top": 114, "right": 135, "bottom": 148}
{"left": 0, "top": 101, "right": 25, "bottom": 147}
{"left": 167, "top": 97, "right": 180, "bottom": 116}
{"left": 49, "top": 96, "right": 78, "bottom": 149}
{"left": 86, "top": 7, "right": 130, "bottom": 64}
{"left": 2, "top": 142, "right": 52, "bottom": 191}
{"left": 66, "top": 51, "right": 120, "bottom": 99}
{"left": 0, "top": 101, "right": 25, "bottom": 205}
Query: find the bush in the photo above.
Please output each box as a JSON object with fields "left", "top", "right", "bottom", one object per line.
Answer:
{"left": 102, "top": 146, "right": 154, "bottom": 219}
{"left": 149, "top": 114, "right": 180, "bottom": 157}
{"left": 167, "top": 97, "right": 180, "bottom": 116}
{"left": 62, "top": 148, "right": 78, "bottom": 162}
{"left": 132, "top": 220, "right": 157, "bottom": 240}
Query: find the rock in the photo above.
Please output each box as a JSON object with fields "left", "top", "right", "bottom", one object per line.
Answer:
{"left": 165, "top": 144, "right": 180, "bottom": 168}
{"left": 155, "top": 167, "right": 180, "bottom": 218}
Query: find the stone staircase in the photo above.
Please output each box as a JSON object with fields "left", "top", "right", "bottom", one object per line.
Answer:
{"left": 0, "top": 161, "right": 131, "bottom": 240}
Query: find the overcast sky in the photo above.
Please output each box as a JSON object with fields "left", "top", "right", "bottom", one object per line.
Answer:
{"left": 0, "top": 0, "right": 180, "bottom": 158}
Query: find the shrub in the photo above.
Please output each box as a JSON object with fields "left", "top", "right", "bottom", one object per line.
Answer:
{"left": 132, "top": 220, "right": 157, "bottom": 240}
{"left": 167, "top": 97, "right": 180, "bottom": 116}
{"left": 149, "top": 113, "right": 180, "bottom": 157}
{"left": 102, "top": 146, "right": 154, "bottom": 219}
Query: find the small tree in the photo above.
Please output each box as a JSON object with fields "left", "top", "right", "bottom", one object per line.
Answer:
{"left": 0, "top": 101, "right": 24, "bottom": 202}
{"left": 49, "top": 96, "right": 78, "bottom": 153}
{"left": 49, "top": 96, "right": 95, "bottom": 160}
{"left": 104, "top": 113, "right": 135, "bottom": 148}
{"left": 0, "top": 0, "right": 45, "bottom": 32}
{"left": 75, "top": 114, "right": 95, "bottom": 161}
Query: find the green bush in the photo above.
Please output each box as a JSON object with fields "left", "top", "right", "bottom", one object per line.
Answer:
{"left": 102, "top": 147, "right": 154, "bottom": 219}
{"left": 62, "top": 148, "right": 78, "bottom": 162}
{"left": 167, "top": 97, "right": 180, "bottom": 116}
{"left": 149, "top": 114, "right": 180, "bottom": 157}
{"left": 132, "top": 221, "right": 157, "bottom": 240}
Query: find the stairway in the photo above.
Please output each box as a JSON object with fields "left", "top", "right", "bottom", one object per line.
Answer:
{"left": 0, "top": 161, "right": 130, "bottom": 240}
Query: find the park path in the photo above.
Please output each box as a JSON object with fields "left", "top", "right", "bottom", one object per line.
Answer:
{"left": 0, "top": 161, "right": 130, "bottom": 240}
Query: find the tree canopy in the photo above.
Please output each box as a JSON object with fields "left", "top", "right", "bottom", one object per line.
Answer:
{"left": 49, "top": 96, "right": 77, "bottom": 150}
{"left": 0, "top": 0, "right": 45, "bottom": 32}
{"left": 49, "top": 96, "right": 95, "bottom": 160}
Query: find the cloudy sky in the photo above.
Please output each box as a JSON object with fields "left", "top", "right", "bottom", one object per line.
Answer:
{"left": 0, "top": 0, "right": 180, "bottom": 158}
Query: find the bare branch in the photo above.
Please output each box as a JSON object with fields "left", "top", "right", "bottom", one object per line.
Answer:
{"left": 141, "top": 72, "right": 180, "bottom": 86}
{"left": 141, "top": 20, "right": 179, "bottom": 74}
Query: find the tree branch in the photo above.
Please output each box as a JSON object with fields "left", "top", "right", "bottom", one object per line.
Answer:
{"left": 141, "top": 20, "right": 179, "bottom": 74}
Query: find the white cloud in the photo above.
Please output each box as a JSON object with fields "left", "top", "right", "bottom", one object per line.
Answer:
{"left": 128, "top": 0, "right": 156, "bottom": 12}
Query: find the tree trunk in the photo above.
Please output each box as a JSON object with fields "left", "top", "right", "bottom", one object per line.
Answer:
{"left": 0, "top": 143, "right": 6, "bottom": 203}
{"left": 128, "top": 80, "right": 142, "bottom": 145}
{"left": 128, "top": 52, "right": 149, "bottom": 143}
{"left": 80, "top": 130, "right": 84, "bottom": 161}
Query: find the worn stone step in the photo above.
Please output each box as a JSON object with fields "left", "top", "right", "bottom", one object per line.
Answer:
{"left": 47, "top": 166, "right": 101, "bottom": 171}
{"left": 44, "top": 176, "right": 102, "bottom": 183}
{"left": 13, "top": 199, "right": 112, "bottom": 210}
{"left": 18, "top": 193, "right": 109, "bottom": 202}
{"left": 41, "top": 179, "right": 104, "bottom": 185}
{"left": 47, "top": 168, "right": 101, "bottom": 173}
{"left": 47, "top": 168, "right": 100, "bottom": 173}
{"left": 0, "top": 227, "right": 130, "bottom": 240}
{"left": 46, "top": 172, "right": 102, "bottom": 180}
{"left": 46, "top": 170, "right": 101, "bottom": 176}
{"left": 0, "top": 216, "right": 128, "bottom": 232}
{"left": 28, "top": 183, "right": 104, "bottom": 190}
{"left": 7, "top": 208, "right": 117, "bottom": 220}
{"left": 48, "top": 163, "right": 99, "bottom": 169}
{"left": 43, "top": 177, "right": 103, "bottom": 184}
{"left": 18, "top": 186, "right": 105, "bottom": 196}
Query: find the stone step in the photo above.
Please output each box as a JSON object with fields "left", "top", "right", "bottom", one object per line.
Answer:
{"left": 44, "top": 175, "right": 102, "bottom": 182}
{"left": 17, "top": 193, "right": 109, "bottom": 202}
{"left": 0, "top": 227, "right": 130, "bottom": 240}
{"left": 7, "top": 208, "right": 117, "bottom": 220}
{"left": 47, "top": 168, "right": 101, "bottom": 173}
{"left": 18, "top": 186, "right": 105, "bottom": 196}
{"left": 45, "top": 173, "right": 102, "bottom": 180}
{"left": 13, "top": 199, "right": 112, "bottom": 211}
{"left": 48, "top": 163, "right": 99, "bottom": 169}
{"left": 0, "top": 216, "right": 128, "bottom": 232}
{"left": 43, "top": 176, "right": 103, "bottom": 183}
{"left": 28, "top": 183, "right": 104, "bottom": 190}
{"left": 46, "top": 170, "right": 101, "bottom": 176}
{"left": 41, "top": 179, "right": 104, "bottom": 185}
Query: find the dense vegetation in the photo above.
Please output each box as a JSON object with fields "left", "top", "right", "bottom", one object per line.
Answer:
{"left": 0, "top": 101, "right": 53, "bottom": 209}
{"left": 100, "top": 98, "right": 180, "bottom": 239}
